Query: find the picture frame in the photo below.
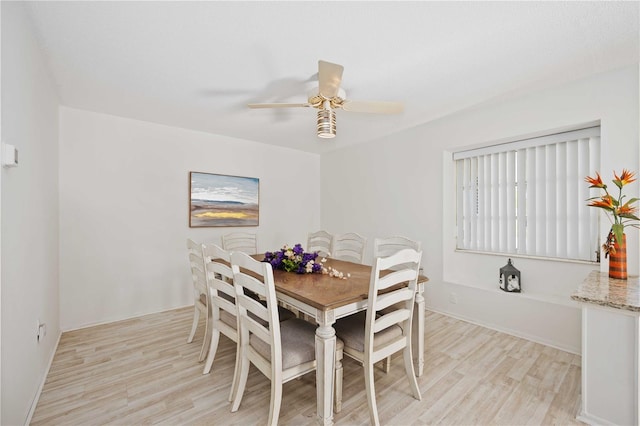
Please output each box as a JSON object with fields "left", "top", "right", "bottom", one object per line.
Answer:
{"left": 189, "top": 171, "right": 259, "bottom": 227}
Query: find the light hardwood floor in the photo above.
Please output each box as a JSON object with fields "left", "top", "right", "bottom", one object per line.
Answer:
{"left": 32, "top": 308, "right": 583, "bottom": 425}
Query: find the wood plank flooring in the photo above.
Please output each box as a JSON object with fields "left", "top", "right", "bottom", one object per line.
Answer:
{"left": 31, "top": 308, "right": 583, "bottom": 425}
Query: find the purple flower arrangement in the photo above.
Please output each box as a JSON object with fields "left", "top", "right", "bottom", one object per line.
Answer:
{"left": 263, "top": 244, "right": 324, "bottom": 274}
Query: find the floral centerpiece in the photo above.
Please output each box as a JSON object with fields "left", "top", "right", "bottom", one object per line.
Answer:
{"left": 586, "top": 169, "right": 639, "bottom": 279}
{"left": 263, "top": 244, "right": 349, "bottom": 278}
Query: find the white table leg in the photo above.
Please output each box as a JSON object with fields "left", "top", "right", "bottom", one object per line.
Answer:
{"left": 412, "top": 283, "right": 425, "bottom": 376}
{"left": 315, "top": 309, "right": 336, "bottom": 426}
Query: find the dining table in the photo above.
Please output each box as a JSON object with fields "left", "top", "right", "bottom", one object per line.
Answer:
{"left": 255, "top": 255, "right": 429, "bottom": 426}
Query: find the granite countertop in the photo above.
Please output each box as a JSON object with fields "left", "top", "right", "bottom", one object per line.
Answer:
{"left": 571, "top": 270, "right": 640, "bottom": 312}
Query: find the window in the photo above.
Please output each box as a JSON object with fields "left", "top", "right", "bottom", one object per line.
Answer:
{"left": 454, "top": 126, "right": 600, "bottom": 262}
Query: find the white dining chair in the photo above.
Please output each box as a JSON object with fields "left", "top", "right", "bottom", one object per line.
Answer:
{"left": 372, "top": 235, "right": 422, "bottom": 372}
{"left": 284, "top": 230, "right": 332, "bottom": 322}
{"left": 334, "top": 248, "right": 422, "bottom": 426}
{"left": 221, "top": 232, "right": 257, "bottom": 255}
{"left": 332, "top": 232, "right": 367, "bottom": 263}
{"left": 186, "top": 239, "right": 210, "bottom": 362}
{"left": 373, "top": 235, "right": 421, "bottom": 258}
{"left": 229, "top": 251, "right": 344, "bottom": 423}
{"left": 201, "top": 244, "right": 239, "bottom": 387}
{"left": 307, "top": 230, "right": 333, "bottom": 257}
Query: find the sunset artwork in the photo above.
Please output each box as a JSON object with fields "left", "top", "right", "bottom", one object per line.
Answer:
{"left": 189, "top": 172, "right": 259, "bottom": 227}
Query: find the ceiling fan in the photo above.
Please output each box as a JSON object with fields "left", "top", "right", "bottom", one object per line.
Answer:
{"left": 248, "top": 60, "right": 403, "bottom": 139}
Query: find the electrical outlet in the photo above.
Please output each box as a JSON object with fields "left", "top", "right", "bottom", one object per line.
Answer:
{"left": 37, "top": 319, "right": 46, "bottom": 342}
{"left": 449, "top": 292, "right": 458, "bottom": 304}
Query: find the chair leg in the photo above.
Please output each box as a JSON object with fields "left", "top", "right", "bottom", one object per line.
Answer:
{"left": 202, "top": 328, "right": 220, "bottom": 374}
{"left": 364, "top": 362, "right": 380, "bottom": 426}
{"left": 198, "top": 308, "right": 211, "bottom": 362}
{"left": 382, "top": 356, "right": 391, "bottom": 373}
{"left": 403, "top": 346, "right": 421, "bottom": 401}
{"left": 267, "top": 378, "right": 283, "bottom": 426}
{"left": 334, "top": 346, "right": 343, "bottom": 413}
{"left": 187, "top": 304, "right": 200, "bottom": 343}
{"left": 228, "top": 340, "right": 241, "bottom": 402}
{"left": 230, "top": 349, "right": 250, "bottom": 413}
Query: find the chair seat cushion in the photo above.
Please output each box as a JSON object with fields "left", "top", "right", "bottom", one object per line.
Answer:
{"left": 250, "top": 318, "right": 317, "bottom": 370}
{"left": 334, "top": 311, "right": 402, "bottom": 353}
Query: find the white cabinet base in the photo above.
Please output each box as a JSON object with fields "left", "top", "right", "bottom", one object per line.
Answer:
{"left": 579, "top": 304, "right": 640, "bottom": 426}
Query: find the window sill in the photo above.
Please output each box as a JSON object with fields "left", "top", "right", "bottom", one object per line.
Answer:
{"left": 454, "top": 248, "right": 599, "bottom": 266}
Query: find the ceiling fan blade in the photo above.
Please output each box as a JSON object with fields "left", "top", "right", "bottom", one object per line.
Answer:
{"left": 341, "top": 100, "right": 404, "bottom": 114}
{"left": 248, "top": 103, "right": 311, "bottom": 109}
{"left": 318, "top": 60, "right": 344, "bottom": 99}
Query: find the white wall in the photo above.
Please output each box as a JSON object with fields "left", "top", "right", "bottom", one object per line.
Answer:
{"left": 1, "top": 2, "right": 61, "bottom": 424}
{"left": 321, "top": 65, "right": 639, "bottom": 354}
{"left": 59, "top": 107, "right": 321, "bottom": 330}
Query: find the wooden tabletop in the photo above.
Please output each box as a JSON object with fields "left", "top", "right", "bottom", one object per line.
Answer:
{"left": 257, "top": 256, "right": 429, "bottom": 312}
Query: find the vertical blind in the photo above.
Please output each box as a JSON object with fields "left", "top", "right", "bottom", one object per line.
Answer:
{"left": 454, "top": 126, "right": 601, "bottom": 262}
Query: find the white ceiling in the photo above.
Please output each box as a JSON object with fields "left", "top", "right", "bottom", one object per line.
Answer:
{"left": 25, "top": 1, "right": 639, "bottom": 154}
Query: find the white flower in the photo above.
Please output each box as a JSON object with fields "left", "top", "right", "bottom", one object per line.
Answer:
{"left": 319, "top": 264, "right": 349, "bottom": 280}
{"left": 305, "top": 260, "right": 315, "bottom": 273}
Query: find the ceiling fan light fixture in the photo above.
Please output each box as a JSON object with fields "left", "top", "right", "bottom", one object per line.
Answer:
{"left": 317, "top": 108, "right": 336, "bottom": 139}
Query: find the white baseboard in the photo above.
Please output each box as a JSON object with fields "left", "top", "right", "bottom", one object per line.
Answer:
{"left": 62, "top": 304, "right": 192, "bottom": 332}
{"left": 577, "top": 410, "right": 617, "bottom": 426}
{"left": 24, "top": 330, "right": 62, "bottom": 425}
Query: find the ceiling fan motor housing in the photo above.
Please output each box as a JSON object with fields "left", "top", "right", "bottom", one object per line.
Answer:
{"left": 308, "top": 87, "right": 346, "bottom": 109}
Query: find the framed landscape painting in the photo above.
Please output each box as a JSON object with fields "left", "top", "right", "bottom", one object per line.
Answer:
{"left": 189, "top": 172, "right": 259, "bottom": 227}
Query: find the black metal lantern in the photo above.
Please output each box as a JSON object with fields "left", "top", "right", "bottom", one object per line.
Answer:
{"left": 499, "top": 258, "right": 521, "bottom": 293}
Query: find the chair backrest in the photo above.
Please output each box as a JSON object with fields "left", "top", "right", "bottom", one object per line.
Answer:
{"left": 203, "top": 243, "right": 236, "bottom": 327}
{"left": 373, "top": 236, "right": 422, "bottom": 271}
{"left": 366, "top": 248, "right": 422, "bottom": 358}
{"left": 187, "top": 239, "right": 207, "bottom": 299}
{"left": 222, "top": 232, "right": 257, "bottom": 255}
{"left": 373, "top": 236, "right": 421, "bottom": 258}
{"left": 230, "top": 251, "right": 282, "bottom": 375}
{"left": 332, "top": 232, "right": 367, "bottom": 263}
{"left": 307, "top": 230, "right": 333, "bottom": 257}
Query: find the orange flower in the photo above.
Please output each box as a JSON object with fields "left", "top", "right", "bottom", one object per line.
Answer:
{"left": 585, "top": 172, "right": 606, "bottom": 188}
{"left": 617, "top": 201, "right": 640, "bottom": 218}
{"left": 613, "top": 169, "right": 636, "bottom": 188}
{"left": 588, "top": 195, "right": 615, "bottom": 210}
